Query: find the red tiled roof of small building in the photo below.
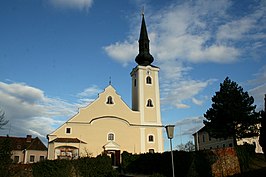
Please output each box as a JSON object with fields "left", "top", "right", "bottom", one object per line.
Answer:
{"left": 0, "top": 135, "right": 47, "bottom": 151}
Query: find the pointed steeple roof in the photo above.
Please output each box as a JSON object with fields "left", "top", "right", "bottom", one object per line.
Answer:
{"left": 135, "top": 14, "right": 154, "bottom": 66}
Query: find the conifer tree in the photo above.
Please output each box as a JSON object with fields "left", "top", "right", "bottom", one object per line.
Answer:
{"left": 204, "top": 77, "right": 260, "bottom": 146}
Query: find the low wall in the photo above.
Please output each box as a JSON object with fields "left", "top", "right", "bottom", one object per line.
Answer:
{"left": 211, "top": 147, "right": 241, "bottom": 177}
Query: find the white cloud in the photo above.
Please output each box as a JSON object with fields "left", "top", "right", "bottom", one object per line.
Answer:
{"left": 0, "top": 82, "right": 44, "bottom": 104}
{"left": 48, "top": 0, "right": 93, "bottom": 10}
{"left": 76, "top": 85, "right": 102, "bottom": 107}
{"left": 103, "top": 41, "right": 138, "bottom": 66}
{"left": 192, "top": 97, "right": 203, "bottom": 106}
{"left": 161, "top": 78, "right": 216, "bottom": 109}
{"left": 0, "top": 82, "right": 100, "bottom": 143}
{"left": 174, "top": 116, "right": 205, "bottom": 136}
{"left": 105, "top": 0, "right": 244, "bottom": 65}
{"left": 104, "top": 0, "right": 265, "bottom": 109}
{"left": 247, "top": 65, "right": 266, "bottom": 110}
{"left": 77, "top": 85, "right": 101, "bottom": 98}
{"left": 217, "top": 18, "right": 255, "bottom": 41}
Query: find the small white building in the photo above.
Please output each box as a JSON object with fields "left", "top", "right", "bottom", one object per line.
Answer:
{"left": 193, "top": 126, "right": 262, "bottom": 153}
{"left": 0, "top": 135, "right": 47, "bottom": 164}
{"left": 193, "top": 126, "right": 234, "bottom": 151}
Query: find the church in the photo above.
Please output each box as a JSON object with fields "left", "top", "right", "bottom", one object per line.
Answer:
{"left": 47, "top": 15, "right": 164, "bottom": 165}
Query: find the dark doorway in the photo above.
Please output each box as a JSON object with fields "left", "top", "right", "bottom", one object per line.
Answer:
{"left": 106, "top": 150, "right": 120, "bottom": 166}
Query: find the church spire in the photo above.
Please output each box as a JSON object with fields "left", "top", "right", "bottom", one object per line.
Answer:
{"left": 135, "top": 14, "right": 154, "bottom": 66}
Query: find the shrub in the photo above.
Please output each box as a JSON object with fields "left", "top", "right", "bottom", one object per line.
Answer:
{"left": 32, "top": 155, "right": 118, "bottom": 177}
{"left": 32, "top": 159, "right": 73, "bottom": 177}
{"left": 193, "top": 150, "right": 216, "bottom": 177}
{"left": 74, "top": 155, "right": 118, "bottom": 177}
{"left": 121, "top": 151, "right": 194, "bottom": 177}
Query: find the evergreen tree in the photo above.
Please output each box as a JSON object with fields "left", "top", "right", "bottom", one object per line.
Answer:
{"left": 203, "top": 77, "right": 260, "bottom": 146}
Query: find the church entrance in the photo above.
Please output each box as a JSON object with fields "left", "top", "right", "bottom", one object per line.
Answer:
{"left": 103, "top": 141, "right": 120, "bottom": 166}
{"left": 105, "top": 150, "right": 120, "bottom": 166}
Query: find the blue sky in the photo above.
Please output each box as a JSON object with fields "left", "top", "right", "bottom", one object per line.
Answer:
{"left": 0, "top": 0, "right": 265, "bottom": 150}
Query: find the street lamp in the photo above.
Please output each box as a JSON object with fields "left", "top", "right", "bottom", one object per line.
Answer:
{"left": 165, "top": 125, "right": 175, "bottom": 177}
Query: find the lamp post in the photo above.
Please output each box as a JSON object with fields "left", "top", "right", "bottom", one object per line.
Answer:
{"left": 165, "top": 125, "right": 175, "bottom": 177}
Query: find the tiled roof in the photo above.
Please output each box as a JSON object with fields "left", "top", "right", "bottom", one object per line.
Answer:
{"left": 0, "top": 135, "right": 47, "bottom": 151}
{"left": 27, "top": 137, "right": 47, "bottom": 150}
{"left": 51, "top": 137, "right": 86, "bottom": 144}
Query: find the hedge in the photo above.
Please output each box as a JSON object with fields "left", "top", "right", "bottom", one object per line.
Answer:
{"left": 121, "top": 150, "right": 215, "bottom": 177}
{"left": 32, "top": 155, "right": 118, "bottom": 177}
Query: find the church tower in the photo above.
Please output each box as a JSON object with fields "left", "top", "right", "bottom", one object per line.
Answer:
{"left": 131, "top": 14, "right": 163, "bottom": 153}
{"left": 131, "top": 14, "right": 162, "bottom": 126}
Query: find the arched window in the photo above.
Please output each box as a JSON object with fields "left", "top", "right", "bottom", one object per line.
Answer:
{"left": 148, "top": 135, "right": 154, "bottom": 142}
{"left": 146, "top": 76, "right": 152, "bottom": 84}
{"left": 147, "top": 99, "right": 153, "bottom": 107}
{"left": 106, "top": 96, "right": 114, "bottom": 104}
{"left": 108, "top": 133, "right": 114, "bottom": 141}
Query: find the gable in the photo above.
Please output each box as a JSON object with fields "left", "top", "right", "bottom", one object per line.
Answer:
{"left": 69, "top": 85, "right": 140, "bottom": 123}
{"left": 49, "top": 85, "right": 140, "bottom": 135}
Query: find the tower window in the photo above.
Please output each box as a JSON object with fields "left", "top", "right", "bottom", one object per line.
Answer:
{"left": 108, "top": 133, "right": 114, "bottom": 141}
{"left": 134, "top": 79, "right": 137, "bottom": 87}
{"left": 146, "top": 76, "right": 152, "bottom": 84}
{"left": 147, "top": 99, "right": 153, "bottom": 107}
{"left": 148, "top": 135, "right": 154, "bottom": 142}
{"left": 106, "top": 96, "right": 114, "bottom": 104}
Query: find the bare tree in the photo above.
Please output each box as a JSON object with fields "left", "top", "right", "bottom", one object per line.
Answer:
{"left": 177, "top": 141, "right": 195, "bottom": 152}
{"left": 0, "top": 109, "right": 8, "bottom": 129}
